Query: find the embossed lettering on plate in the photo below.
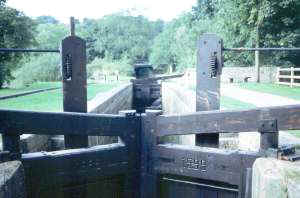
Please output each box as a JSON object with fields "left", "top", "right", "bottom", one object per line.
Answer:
{"left": 182, "top": 155, "right": 207, "bottom": 172}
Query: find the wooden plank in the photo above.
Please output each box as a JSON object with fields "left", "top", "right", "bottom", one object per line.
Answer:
{"left": 276, "top": 82, "right": 291, "bottom": 85}
{"left": 276, "top": 82, "right": 300, "bottom": 87}
{"left": 278, "top": 75, "right": 292, "bottom": 78}
{"left": 2, "top": 134, "right": 21, "bottom": 159}
{"left": 22, "top": 143, "right": 129, "bottom": 198}
{"left": 196, "top": 34, "right": 223, "bottom": 147}
{"left": 156, "top": 104, "right": 300, "bottom": 136}
{"left": 278, "top": 75, "right": 300, "bottom": 79}
{"left": 159, "top": 177, "right": 238, "bottom": 198}
{"left": 61, "top": 35, "right": 88, "bottom": 148}
{"left": 119, "top": 110, "right": 140, "bottom": 198}
{"left": 0, "top": 109, "right": 133, "bottom": 136}
{"left": 279, "top": 68, "right": 300, "bottom": 71}
{"left": 140, "top": 110, "right": 162, "bottom": 198}
{"left": 153, "top": 144, "right": 242, "bottom": 186}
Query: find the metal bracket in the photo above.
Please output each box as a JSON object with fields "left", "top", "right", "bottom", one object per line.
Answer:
{"left": 258, "top": 119, "right": 278, "bottom": 133}
{"left": 264, "top": 145, "right": 300, "bottom": 162}
{"left": 119, "top": 110, "right": 136, "bottom": 117}
{"left": 63, "top": 53, "right": 72, "bottom": 81}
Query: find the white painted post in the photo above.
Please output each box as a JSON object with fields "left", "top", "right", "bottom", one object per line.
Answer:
{"left": 255, "top": 50, "right": 260, "bottom": 83}
{"left": 276, "top": 67, "right": 280, "bottom": 84}
{"left": 290, "top": 67, "right": 294, "bottom": 88}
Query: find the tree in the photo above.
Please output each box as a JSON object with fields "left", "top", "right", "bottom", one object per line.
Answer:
{"left": 35, "top": 23, "right": 68, "bottom": 49}
{"left": 0, "top": 3, "right": 36, "bottom": 88}
{"left": 215, "top": 0, "right": 300, "bottom": 66}
{"left": 78, "top": 13, "right": 163, "bottom": 64}
{"left": 150, "top": 13, "right": 212, "bottom": 72}
{"left": 35, "top": 16, "right": 59, "bottom": 24}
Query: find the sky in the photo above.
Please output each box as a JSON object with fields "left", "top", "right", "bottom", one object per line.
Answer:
{"left": 7, "top": 0, "right": 197, "bottom": 23}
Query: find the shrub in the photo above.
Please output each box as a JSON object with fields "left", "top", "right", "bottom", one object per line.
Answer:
{"left": 12, "top": 54, "right": 61, "bottom": 87}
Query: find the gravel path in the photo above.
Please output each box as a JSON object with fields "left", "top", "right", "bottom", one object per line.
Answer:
{"left": 221, "top": 84, "right": 300, "bottom": 147}
{"left": 221, "top": 84, "right": 300, "bottom": 107}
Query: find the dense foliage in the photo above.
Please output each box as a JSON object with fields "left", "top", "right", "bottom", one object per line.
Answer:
{"left": 2, "top": 0, "right": 300, "bottom": 88}
{"left": 0, "top": 1, "right": 36, "bottom": 88}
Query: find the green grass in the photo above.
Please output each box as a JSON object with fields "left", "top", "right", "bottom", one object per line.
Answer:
{"left": 0, "top": 82, "right": 61, "bottom": 97}
{"left": 238, "top": 83, "right": 300, "bottom": 101}
{"left": 189, "top": 85, "right": 256, "bottom": 110}
{"left": 221, "top": 96, "right": 256, "bottom": 110}
{"left": 286, "top": 130, "right": 300, "bottom": 138}
{"left": 0, "top": 83, "right": 119, "bottom": 112}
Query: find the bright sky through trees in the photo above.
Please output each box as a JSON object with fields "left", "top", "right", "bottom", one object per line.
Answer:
{"left": 7, "top": 0, "right": 197, "bottom": 22}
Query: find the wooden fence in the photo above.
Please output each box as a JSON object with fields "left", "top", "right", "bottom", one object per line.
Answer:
{"left": 276, "top": 67, "right": 300, "bottom": 87}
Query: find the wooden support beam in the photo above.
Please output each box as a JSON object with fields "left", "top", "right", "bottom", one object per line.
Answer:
{"left": 156, "top": 104, "right": 300, "bottom": 136}
{"left": 2, "top": 134, "right": 21, "bottom": 160}
{"left": 61, "top": 31, "right": 88, "bottom": 148}
{"left": 153, "top": 144, "right": 241, "bottom": 186}
{"left": 0, "top": 109, "right": 131, "bottom": 136}
{"left": 22, "top": 144, "right": 129, "bottom": 198}
{"left": 196, "top": 34, "right": 223, "bottom": 147}
{"left": 259, "top": 119, "right": 279, "bottom": 151}
{"left": 119, "top": 110, "right": 140, "bottom": 198}
{"left": 140, "top": 110, "right": 162, "bottom": 198}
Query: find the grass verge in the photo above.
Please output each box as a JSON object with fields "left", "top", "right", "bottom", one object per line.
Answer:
{"left": 238, "top": 83, "right": 300, "bottom": 101}
{"left": 221, "top": 96, "right": 256, "bottom": 110}
{"left": 0, "top": 83, "right": 119, "bottom": 112}
{"left": 0, "top": 82, "right": 61, "bottom": 97}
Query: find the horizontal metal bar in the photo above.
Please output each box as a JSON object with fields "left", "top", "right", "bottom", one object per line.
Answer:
{"left": 223, "top": 48, "right": 300, "bottom": 52}
{"left": 0, "top": 87, "right": 61, "bottom": 100}
{"left": 131, "top": 73, "right": 184, "bottom": 84}
{"left": 0, "top": 48, "right": 60, "bottom": 53}
{"left": 0, "top": 109, "right": 136, "bottom": 136}
{"left": 156, "top": 104, "right": 300, "bottom": 136}
{"left": 162, "top": 178, "right": 239, "bottom": 192}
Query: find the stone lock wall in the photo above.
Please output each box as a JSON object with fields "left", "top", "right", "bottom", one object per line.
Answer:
{"left": 0, "top": 161, "right": 26, "bottom": 198}
{"left": 252, "top": 158, "right": 300, "bottom": 198}
{"left": 183, "top": 66, "right": 277, "bottom": 84}
{"left": 51, "top": 84, "right": 133, "bottom": 149}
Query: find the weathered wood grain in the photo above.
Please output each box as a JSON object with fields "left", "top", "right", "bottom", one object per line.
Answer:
{"left": 153, "top": 144, "right": 242, "bottom": 186}
{"left": 0, "top": 109, "right": 134, "bottom": 136}
{"left": 22, "top": 143, "right": 129, "bottom": 198}
{"left": 157, "top": 104, "right": 300, "bottom": 136}
{"left": 61, "top": 35, "right": 88, "bottom": 148}
{"left": 196, "top": 34, "right": 223, "bottom": 147}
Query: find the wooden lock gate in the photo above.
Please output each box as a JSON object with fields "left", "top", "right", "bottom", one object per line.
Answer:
{"left": 1, "top": 21, "right": 300, "bottom": 198}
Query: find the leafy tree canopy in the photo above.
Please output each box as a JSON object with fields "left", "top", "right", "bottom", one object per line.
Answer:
{"left": 0, "top": 2, "right": 36, "bottom": 87}
{"left": 35, "top": 15, "right": 59, "bottom": 24}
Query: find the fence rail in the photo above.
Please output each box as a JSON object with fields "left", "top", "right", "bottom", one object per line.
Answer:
{"left": 156, "top": 104, "right": 300, "bottom": 136}
{"left": 276, "top": 67, "right": 300, "bottom": 87}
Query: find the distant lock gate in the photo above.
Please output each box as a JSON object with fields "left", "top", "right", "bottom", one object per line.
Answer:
{"left": 1, "top": 18, "right": 300, "bottom": 198}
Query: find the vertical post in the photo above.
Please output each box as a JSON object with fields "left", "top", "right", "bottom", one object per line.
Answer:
{"left": 2, "top": 134, "right": 21, "bottom": 160}
{"left": 259, "top": 120, "right": 278, "bottom": 151}
{"left": 62, "top": 19, "right": 88, "bottom": 149}
{"left": 255, "top": 25, "right": 260, "bottom": 83}
{"left": 140, "top": 110, "right": 162, "bottom": 198}
{"left": 276, "top": 67, "right": 280, "bottom": 84}
{"left": 196, "top": 34, "right": 222, "bottom": 148}
{"left": 119, "top": 110, "right": 139, "bottom": 198}
{"left": 255, "top": 50, "right": 260, "bottom": 83}
{"left": 291, "top": 67, "right": 294, "bottom": 88}
{"left": 70, "top": 17, "right": 75, "bottom": 36}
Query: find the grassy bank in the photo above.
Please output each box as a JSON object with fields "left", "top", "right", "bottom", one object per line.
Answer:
{"left": 0, "top": 82, "right": 61, "bottom": 97}
{"left": 0, "top": 83, "right": 120, "bottom": 112}
{"left": 238, "top": 83, "right": 300, "bottom": 101}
